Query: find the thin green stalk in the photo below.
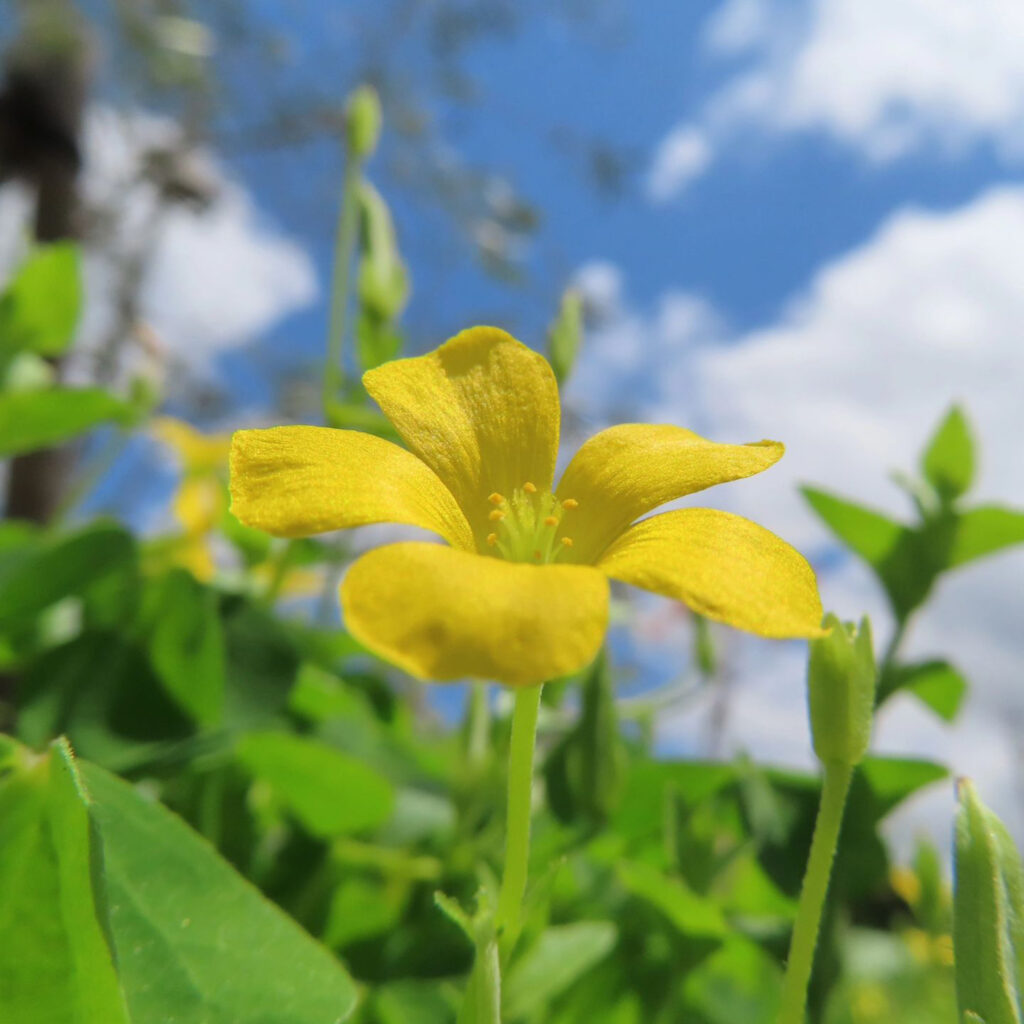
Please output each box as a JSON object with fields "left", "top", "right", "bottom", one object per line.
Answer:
{"left": 261, "top": 538, "right": 296, "bottom": 606}
{"left": 495, "top": 683, "right": 543, "bottom": 956}
{"left": 464, "top": 682, "right": 491, "bottom": 774}
{"left": 778, "top": 759, "right": 855, "bottom": 1024}
{"left": 322, "top": 153, "right": 363, "bottom": 419}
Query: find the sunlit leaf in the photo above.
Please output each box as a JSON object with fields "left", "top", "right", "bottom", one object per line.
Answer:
{"left": 618, "top": 860, "right": 726, "bottom": 939}
{"left": 503, "top": 922, "right": 617, "bottom": 1020}
{"left": 802, "top": 487, "right": 945, "bottom": 620}
{"left": 0, "top": 242, "right": 82, "bottom": 357}
{"left": 878, "top": 659, "right": 968, "bottom": 721}
{"left": 922, "top": 405, "right": 974, "bottom": 502}
{"left": 236, "top": 730, "right": 395, "bottom": 837}
{"left": 950, "top": 506, "right": 1024, "bottom": 568}
{"left": 0, "top": 521, "right": 135, "bottom": 626}
{"left": 144, "top": 569, "right": 226, "bottom": 727}
{"left": 0, "top": 388, "right": 132, "bottom": 457}
{"left": 0, "top": 739, "right": 129, "bottom": 1023}
{"left": 79, "top": 757, "right": 358, "bottom": 1023}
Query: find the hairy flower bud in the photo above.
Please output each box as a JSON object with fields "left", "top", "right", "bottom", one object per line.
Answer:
{"left": 807, "top": 614, "right": 876, "bottom": 766}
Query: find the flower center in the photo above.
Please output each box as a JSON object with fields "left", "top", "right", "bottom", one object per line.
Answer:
{"left": 483, "top": 482, "right": 578, "bottom": 564}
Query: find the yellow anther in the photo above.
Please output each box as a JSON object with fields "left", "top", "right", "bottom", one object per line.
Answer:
{"left": 523, "top": 481, "right": 537, "bottom": 493}
{"left": 533, "top": 550, "right": 542, "bottom": 560}
{"left": 560, "top": 536, "right": 574, "bottom": 548}
{"left": 488, "top": 492, "right": 505, "bottom": 506}
{"left": 486, "top": 532, "right": 498, "bottom": 547}
{"left": 489, "top": 509, "right": 505, "bottom": 522}
{"left": 562, "top": 498, "right": 579, "bottom": 510}
{"left": 543, "top": 515, "right": 558, "bottom": 527}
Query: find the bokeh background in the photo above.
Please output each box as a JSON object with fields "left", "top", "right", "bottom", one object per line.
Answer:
{"left": 2, "top": 0, "right": 1022, "bottom": 848}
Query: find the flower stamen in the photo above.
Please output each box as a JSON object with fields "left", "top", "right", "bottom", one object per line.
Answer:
{"left": 562, "top": 498, "right": 578, "bottom": 510}
{"left": 560, "top": 537, "right": 574, "bottom": 548}
{"left": 483, "top": 484, "right": 578, "bottom": 564}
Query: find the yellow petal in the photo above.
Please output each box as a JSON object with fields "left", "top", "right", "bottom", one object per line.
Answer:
{"left": 230, "top": 426, "right": 474, "bottom": 550}
{"left": 363, "top": 327, "right": 560, "bottom": 547}
{"left": 152, "top": 416, "right": 232, "bottom": 473}
{"left": 556, "top": 424, "right": 784, "bottom": 563}
{"left": 598, "top": 508, "right": 824, "bottom": 638}
{"left": 341, "top": 542, "right": 608, "bottom": 686}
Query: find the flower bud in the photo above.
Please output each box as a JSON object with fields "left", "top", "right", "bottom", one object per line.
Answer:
{"left": 345, "top": 85, "right": 382, "bottom": 160}
{"left": 807, "top": 614, "right": 876, "bottom": 766}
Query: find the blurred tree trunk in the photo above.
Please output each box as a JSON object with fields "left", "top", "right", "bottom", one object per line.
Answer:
{"left": 0, "top": 1, "right": 90, "bottom": 523}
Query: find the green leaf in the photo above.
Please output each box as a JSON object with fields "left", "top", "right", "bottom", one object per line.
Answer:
{"left": 375, "top": 980, "right": 455, "bottom": 1024}
{"left": 802, "top": 486, "right": 904, "bottom": 566}
{"left": 235, "top": 730, "right": 395, "bottom": 837}
{"left": 922, "top": 405, "right": 974, "bottom": 502}
{"left": 0, "top": 521, "right": 135, "bottom": 626}
{"left": 802, "top": 487, "right": 945, "bottom": 621}
{"left": 17, "top": 632, "right": 194, "bottom": 771}
{"left": 546, "top": 649, "right": 625, "bottom": 825}
{"left": 0, "top": 242, "right": 82, "bottom": 357}
{"left": 144, "top": 569, "right": 226, "bottom": 727}
{"left": 954, "top": 780, "right": 1024, "bottom": 1024}
{"left": 547, "top": 289, "right": 583, "bottom": 384}
{"left": 617, "top": 860, "right": 727, "bottom": 940}
{"left": 503, "top": 922, "right": 617, "bottom": 1020}
{"left": 878, "top": 659, "right": 968, "bottom": 721}
{"left": 0, "top": 739, "right": 130, "bottom": 1023}
{"left": 78, "top": 757, "right": 358, "bottom": 1023}
{"left": 0, "top": 388, "right": 132, "bottom": 457}
{"left": 858, "top": 757, "right": 949, "bottom": 818}
{"left": 950, "top": 506, "right": 1024, "bottom": 568}
{"left": 221, "top": 596, "right": 301, "bottom": 730}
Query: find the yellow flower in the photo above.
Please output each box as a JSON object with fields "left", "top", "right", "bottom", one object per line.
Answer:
{"left": 230, "top": 327, "right": 823, "bottom": 685}
{"left": 152, "top": 417, "right": 233, "bottom": 581}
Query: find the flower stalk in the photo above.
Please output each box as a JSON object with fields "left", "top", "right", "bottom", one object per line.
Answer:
{"left": 495, "top": 682, "right": 543, "bottom": 957}
{"left": 322, "top": 152, "right": 362, "bottom": 418}
{"left": 777, "top": 758, "right": 854, "bottom": 1024}
{"left": 778, "top": 614, "right": 876, "bottom": 1024}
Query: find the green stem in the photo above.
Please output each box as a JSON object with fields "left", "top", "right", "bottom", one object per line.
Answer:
{"left": 458, "top": 936, "right": 502, "bottom": 1024}
{"left": 261, "top": 539, "right": 296, "bottom": 606}
{"left": 464, "top": 682, "right": 491, "bottom": 774}
{"left": 777, "top": 759, "right": 855, "bottom": 1024}
{"left": 494, "top": 683, "right": 543, "bottom": 956}
{"left": 322, "top": 151, "right": 363, "bottom": 419}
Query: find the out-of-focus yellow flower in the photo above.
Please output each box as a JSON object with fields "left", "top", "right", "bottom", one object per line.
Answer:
{"left": 152, "top": 417, "right": 232, "bottom": 475}
{"left": 230, "top": 327, "right": 824, "bottom": 686}
{"left": 152, "top": 417, "right": 232, "bottom": 581}
{"left": 852, "top": 984, "right": 889, "bottom": 1022}
{"left": 890, "top": 865, "right": 922, "bottom": 907}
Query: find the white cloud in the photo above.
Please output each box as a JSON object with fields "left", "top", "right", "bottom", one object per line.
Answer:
{"left": 0, "top": 106, "right": 316, "bottom": 381}
{"left": 567, "top": 261, "right": 723, "bottom": 428}
{"left": 650, "top": 0, "right": 1024, "bottom": 198}
{"left": 571, "top": 184, "right": 1024, "bottom": 846}
{"left": 646, "top": 125, "right": 714, "bottom": 203}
